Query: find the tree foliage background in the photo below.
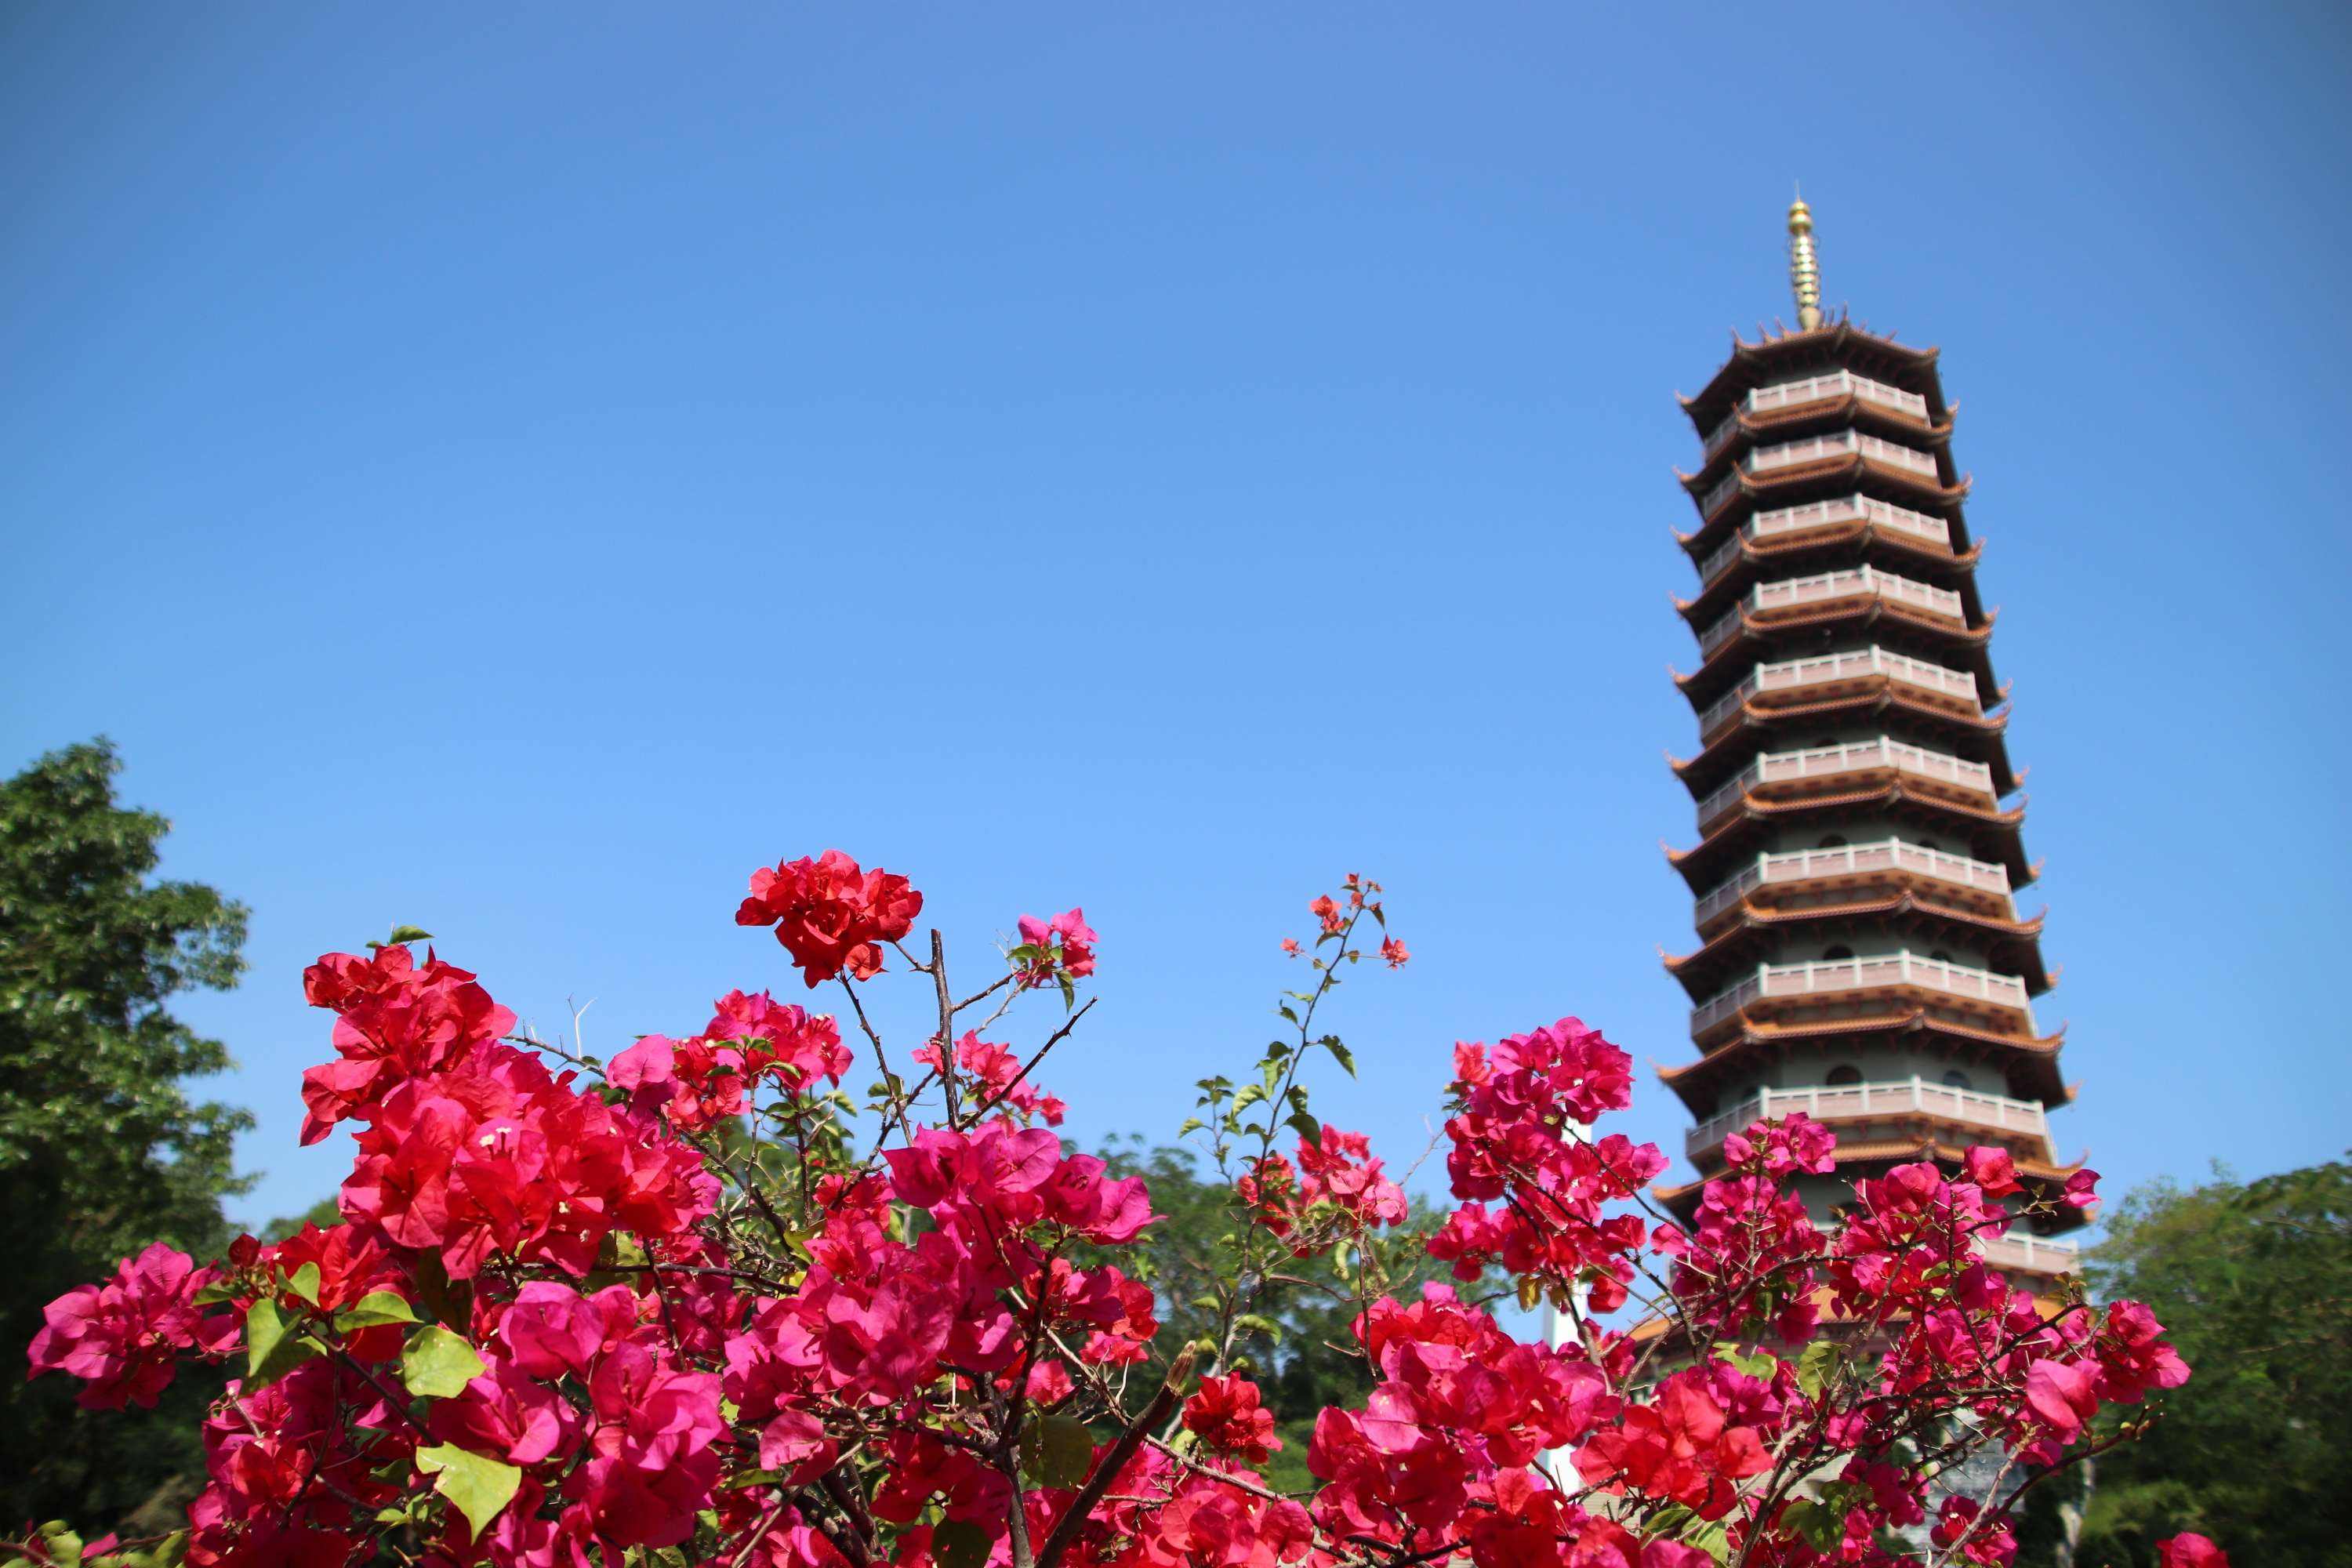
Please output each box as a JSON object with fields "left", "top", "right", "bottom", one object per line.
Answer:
{"left": 2074, "top": 1160, "right": 2352, "bottom": 1568}
{"left": 0, "top": 740, "right": 253, "bottom": 1530}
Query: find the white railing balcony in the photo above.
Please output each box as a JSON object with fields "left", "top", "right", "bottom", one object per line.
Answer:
{"left": 1745, "top": 430, "right": 1942, "bottom": 483}
{"left": 1698, "top": 470, "right": 1741, "bottom": 517}
{"left": 1748, "top": 368, "right": 1929, "bottom": 422}
{"left": 1698, "top": 646, "right": 1982, "bottom": 735}
{"left": 1700, "top": 372, "right": 1931, "bottom": 461}
{"left": 1693, "top": 495, "right": 1954, "bottom": 586}
{"left": 1690, "top": 950, "right": 2034, "bottom": 1036}
{"left": 1685, "top": 1077, "right": 2051, "bottom": 1160}
{"left": 1744, "top": 431, "right": 1860, "bottom": 477}
{"left": 1697, "top": 565, "right": 1964, "bottom": 655}
{"left": 1692, "top": 837, "right": 2013, "bottom": 926}
{"left": 1979, "top": 1232, "right": 2081, "bottom": 1276}
{"left": 1694, "top": 736, "right": 1994, "bottom": 826}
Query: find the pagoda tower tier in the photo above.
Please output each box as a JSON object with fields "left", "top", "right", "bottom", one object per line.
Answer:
{"left": 1653, "top": 201, "right": 2089, "bottom": 1273}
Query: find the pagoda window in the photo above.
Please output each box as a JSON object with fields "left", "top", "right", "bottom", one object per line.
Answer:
{"left": 1821, "top": 944, "right": 1856, "bottom": 960}
{"left": 1825, "top": 1065, "right": 1863, "bottom": 1086}
{"left": 1941, "top": 1069, "right": 1972, "bottom": 1091}
{"left": 1817, "top": 834, "right": 1849, "bottom": 848}
{"left": 1928, "top": 949, "right": 1954, "bottom": 963}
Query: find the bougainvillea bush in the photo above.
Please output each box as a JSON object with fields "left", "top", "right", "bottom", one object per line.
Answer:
{"left": 16, "top": 856, "right": 2221, "bottom": 1568}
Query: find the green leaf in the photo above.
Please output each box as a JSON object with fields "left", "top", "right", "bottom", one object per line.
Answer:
{"left": 1321, "top": 1036, "right": 1356, "bottom": 1076}
{"left": 402, "top": 1324, "right": 486, "bottom": 1398}
{"left": 244, "top": 1298, "right": 317, "bottom": 1388}
{"left": 334, "top": 1290, "right": 420, "bottom": 1331}
{"left": 723, "top": 1469, "right": 782, "bottom": 1490}
{"left": 415, "top": 1443, "right": 521, "bottom": 1541}
{"left": 1710, "top": 1341, "right": 1778, "bottom": 1381}
{"left": 1022, "top": 1414, "right": 1095, "bottom": 1487}
{"left": 1782, "top": 1500, "right": 1845, "bottom": 1553}
{"left": 1287, "top": 1109, "right": 1323, "bottom": 1148}
{"left": 1795, "top": 1339, "right": 1843, "bottom": 1399}
{"left": 34, "top": 1523, "right": 85, "bottom": 1567}
{"left": 388, "top": 924, "right": 435, "bottom": 946}
{"left": 286, "top": 1261, "right": 323, "bottom": 1307}
{"left": 932, "top": 1519, "right": 993, "bottom": 1568}
{"left": 1174, "top": 1117, "right": 1205, "bottom": 1138}
{"left": 1229, "top": 1083, "right": 1267, "bottom": 1115}
{"left": 1232, "top": 1312, "right": 1283, "bottom": 1341}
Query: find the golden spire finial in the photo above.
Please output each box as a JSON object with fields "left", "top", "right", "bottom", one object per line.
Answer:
{"left": 1787, "top": 192, "right": 1823, "bottom": 330}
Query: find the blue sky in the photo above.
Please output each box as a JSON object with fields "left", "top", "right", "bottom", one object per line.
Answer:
{"left": 5, "top": 3, "right": 2348, "bottom": 1232}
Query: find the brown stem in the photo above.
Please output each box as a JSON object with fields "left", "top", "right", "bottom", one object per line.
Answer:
{"left": 968, "top": 998, "right": 1097, "bottom": 1125}
{"left": 1033, "top": 1349, "right": 1196, "bottom": 1568}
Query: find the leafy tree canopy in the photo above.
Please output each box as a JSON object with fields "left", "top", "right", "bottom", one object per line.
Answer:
{"left": 2075, "top": 1159, "right": 2352, "bottom": 1568}
{"left": 0, "top": 739, "right": 254, "bottom": 1528}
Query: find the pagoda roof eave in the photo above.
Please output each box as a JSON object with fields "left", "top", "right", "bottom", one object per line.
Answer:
{"left": 1679, "top": 321, "right": 1948, "bottom": 431}
{"left": 1682, "top": 401, "right": 1956, "bottom": 491}
{"left": 1673, "top": 608, "right": 1998, "bottom": 706}
{"left": 1667, "top": 782, "right": 2032, "bottom": 889}
{"left": 1657, "top": 1010, "right": 2071, "bottom": 1110}
{"left": 1673, "top": 690, "right": 2019, "bottom": 796}
{"left": 1682, "top": 454, "right": 1969, "bottom": 521}
{"left": 1666, "top": 892, "right": 2051, "bottom": 997}
{"left": 1678, "top": 525, "right": 1986, "bottom": 619}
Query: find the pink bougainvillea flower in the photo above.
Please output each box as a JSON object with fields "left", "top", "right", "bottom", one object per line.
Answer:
{"left": 27, "top": 1243, "right": 224, "bottom": 1410}
{"left": 1014, "top": 908, "right": 1097, "bottom": 989}
{"left": 1963, "top": 1145, "right": 2023, "bottom": 1197}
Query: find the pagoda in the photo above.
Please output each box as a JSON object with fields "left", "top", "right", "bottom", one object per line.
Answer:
{"left": 1652, "top": 200, "right": 2087, "bottom": 1280}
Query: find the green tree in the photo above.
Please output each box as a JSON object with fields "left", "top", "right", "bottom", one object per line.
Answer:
{"left": 2073, "top": 1160, "right": 2352, "bottom": 1568}
{"left": 0, "top": 740, "right": 255, "bottom": 1530}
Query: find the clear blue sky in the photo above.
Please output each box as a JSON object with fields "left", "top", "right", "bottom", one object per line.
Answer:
{"left": 5, "top": 3, "right": 2348, "bottom": 1231}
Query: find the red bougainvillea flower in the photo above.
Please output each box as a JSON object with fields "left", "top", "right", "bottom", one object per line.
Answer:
{"left": 27, "top": 1243, "right": 229, "bottom": 1410}
{"left": 2158, "top": 1534, "right": 2230, "bottom": 1568}
{"left": 1279, "top": 938, "right": 1302, "bottom": 957}
{"left": 1572, "top": 1367, "right": 1769, "bottom": 1520}
{"left": 1378, "top": 935, "right": 1409, "bottom": 968}
{"left": 1308, "top": 895, "right": 1344, "bottom": 935}
{"left": 1184, "top": 1374, "right": 1282, "bottom": 1465}
{"left": 735, "top": 850, "right": 923, "bottom": 987}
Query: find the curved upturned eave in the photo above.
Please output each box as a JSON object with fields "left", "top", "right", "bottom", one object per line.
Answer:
{"left": 1680, "top": 451, "right": 1969, "bottom": 521}
{"left": 1672, "top": 604, "right": 1998, "bottom": 708}
{"left": 1665, "top": 891, "right": 2052, "bottom": 998}
{"left": 1668, "top": 781, "right": 2034, "bottom": 892}
{"left": 1682, "top": 400, "right": 1955, "bottom": 492}
{"left": 1657, "top": 1010, "right": 2071, "bottom": 1110}
{"left": 1677, "top": 321, "right": 1949, "bottom": 432}
{"left": 1676, "top": 524, "right": 1987, "bottom": 622}
{"left": 1673, "top": 688, "right": 2019, "bottom": 796}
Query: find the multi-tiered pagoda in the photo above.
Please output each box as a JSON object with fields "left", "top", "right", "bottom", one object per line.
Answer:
{"left": 1653, "top": 201, "right": 2086, "bottom": 1280}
